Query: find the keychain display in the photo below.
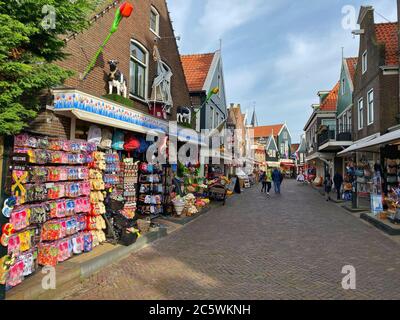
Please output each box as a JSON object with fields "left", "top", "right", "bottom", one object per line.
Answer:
{"left": 137, "top": 162, "right": 164, "bottom": 216}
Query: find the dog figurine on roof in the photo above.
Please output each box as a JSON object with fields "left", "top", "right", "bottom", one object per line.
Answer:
{"left": 108, "top": 60, "right": 127, "bottom": 98}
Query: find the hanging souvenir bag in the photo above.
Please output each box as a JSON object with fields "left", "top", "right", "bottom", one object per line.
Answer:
{"left": 72, "top": 234, "right": 84, "bottom": 255}
{"left": 31, "top": 167, "right": 48, "bottom": 183}
{"left": 57, "top": 240, "right": 69, "bottom": 262}
{"left": 88, "top": 126, "right": 102, "bottom": 146}
{"left": 83, "top": 232, "right": 93, "bottom": 252}
{"left": 48, "top": 139, "right": 63, "bottom": 151}
{"left": 124, "top": 133, "right": 140, "bottom": 151}
{"left": 6, "top": 260, "right": 24, "bottom": 288}
{"left": 34, "top": 149, "right": 50, "bottom": 164}
{"left": 38, "top": 243, "right": 58, "bottom": 267}
{"left": 78, "top": 167, "right": 89, "bottom": 180}
{"left": 30, "top": 204, "right": 47, "bottom": 224}
{"left": 65, "top": 200, "right": 76, "bottom": 217}
{"left": 20, "top": 250, "right": 36, "bottom": 277}
{"left": 41, "top": 220, "right": 62, "bottom": 241}
{"left": 66, "top": 217, "right": 78, "bottom": 236}
{"left": 62, "top": 140, "right": 71, "bottom": 152}
{"left": 70, "top": 141, "right": 81, "bottom": 153}
{"left": 10, "top": 207, "right": 30, "bottom": 231}
{"left": 14, "top": 134, "right": 29, "bottom": 147}
{"left": 87, "top": 142, "right": 97, "bottom": 153}
{"left": 100, "top": 128, "right": 113, "bottom": 149}
{"left": 77, "top": 215, "right": 87, "bottom": 231}
{"left": 37, "top": 136, "right": 50, "bottom": 149}
{"left": 112, "top": 130, "right": 125, "bottom": 151}
{"left": 7, "top": 235, "right": 21, "bottom": 256}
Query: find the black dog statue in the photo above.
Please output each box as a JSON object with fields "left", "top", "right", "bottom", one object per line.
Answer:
{"left": 108, "top": 60, "right": 127, "bottom": 98}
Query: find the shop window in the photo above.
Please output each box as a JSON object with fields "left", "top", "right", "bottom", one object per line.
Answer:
{"left": 150, "top": 6, "right": 160, "bottom": 36}
{"left": 358, "top": 98, "right": 364, "bottom": 130}
{"left": 367, "top": 89, "right": 374, "bottom": 125}
{"left": 362, "top": 50, "right": 367, "bottom": 74}
{"left": 130, "top": 40, "right": 148, "bottom": 100}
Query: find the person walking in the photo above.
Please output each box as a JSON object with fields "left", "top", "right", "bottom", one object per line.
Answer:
{"left": 265, "top": 167, "right": 272, "bottom": 196}
{"left": 324, "top": 173, "right": 333, "bottom": 201}
{"left": 333, "top": 171, "right": 344, "bottom": 200}
{"left": 272, "top": 168, "right": 282, "bottom": 194}
{"left": 260, "top": 171, "right": 267, "bottom": 193}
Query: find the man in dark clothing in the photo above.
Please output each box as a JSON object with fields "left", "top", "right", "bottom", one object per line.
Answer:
{"left": 260, "top": 171, "right": 267, "bottom": 193}
{"left": 333, "top": 172, "right": 344, "bottom": 200}
{"left": 272, "top": 168, "right": 283, "bottom": 194}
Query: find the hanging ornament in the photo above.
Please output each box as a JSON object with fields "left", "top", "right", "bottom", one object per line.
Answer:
{"left": 82, "top": 2, "right": 134, "bottom": 79}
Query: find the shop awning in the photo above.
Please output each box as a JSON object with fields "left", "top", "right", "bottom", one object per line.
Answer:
{"left": 355, "top": 129, "right": 400, "bottom": 149}
{"left": 337, "top": 133, "right": 381, "bottom": 155}
{"left": 52, "top": 89, "right": 207, "bottom": 146}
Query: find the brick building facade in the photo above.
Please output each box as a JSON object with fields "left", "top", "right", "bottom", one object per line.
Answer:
{"left": 29, "top": 0, "right": 191, "bottom": 138}
{"left": 352, "top": 6, "right": 399, "bottom": 142}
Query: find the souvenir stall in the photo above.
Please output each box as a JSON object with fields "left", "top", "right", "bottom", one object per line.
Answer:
{"left": 170, "top": 162, "right": 210, "bottom": 218}
{"left": 342, "top": 157, "right": 356, "bottom": 202}
{"left": 1, "top": 133, "right": 97, "bottom": 289}
{"left": 376, "top": 144, "right": 400, "bottom": 224}
{"left": 0, "top": 124, "right": 178, "bottom": 290}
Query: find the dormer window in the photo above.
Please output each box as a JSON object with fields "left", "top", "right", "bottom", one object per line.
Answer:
{"left": 150, "top": 6, "right": 160, "bottom": 36}
{"left": 362, "top": 50, "right": 367, "bottom": 74}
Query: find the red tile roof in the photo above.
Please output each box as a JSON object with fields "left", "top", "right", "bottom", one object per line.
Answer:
{"left": 254, "top": 124, "right": 284, "bottom": 138}
{"left": 375, "top": 23, "right": 399, "bottom": 66}
{"left": 345, "top": 57, "right": 358, "bottom": 83}
{"left": 181, "top": 53, "right": 215, "bottom": 92}
{"left": 320, "top": 82, "right": 339, "bottom": 111}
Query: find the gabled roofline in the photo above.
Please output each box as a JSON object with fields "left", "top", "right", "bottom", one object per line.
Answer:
{"left": 266, "top": 134, "right": 278, "bottom": 151}
{"left": 343, "top": 58, "right": 355, "bottom": 92}
{"left": 278, "top": 123, "right": 292, "bottom": 140}
{"left": 203, "top": 51, "right": 219, "bottom": 92}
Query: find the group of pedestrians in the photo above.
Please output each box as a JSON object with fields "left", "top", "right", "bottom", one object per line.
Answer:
{"left": 259, "top": 168, "right": 284, "bottom": 196}
{"left": 323, "top": 171, "right": 344, "bottom": 201}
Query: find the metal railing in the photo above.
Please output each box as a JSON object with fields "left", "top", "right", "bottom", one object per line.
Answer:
{"left": 318, "top": 125, "right": 352, "bottom": 146}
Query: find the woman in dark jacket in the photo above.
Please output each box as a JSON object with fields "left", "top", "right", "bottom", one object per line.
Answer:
{"left": 324, "top": 173, "right": 333, "bottom": 201}
{"left": 333, "top": 172, "right": 344, "bottom": 200}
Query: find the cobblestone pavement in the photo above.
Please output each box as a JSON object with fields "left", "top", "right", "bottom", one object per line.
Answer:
{"left": 63, "top": 180, "right": 400, "bottom": 300}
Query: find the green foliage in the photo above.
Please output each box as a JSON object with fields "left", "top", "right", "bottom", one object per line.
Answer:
{"left": 102, "top": 94, "right": 134, "bottom": 108}
{"left": 0, "top": 0, "right": 96, "bottom": 135}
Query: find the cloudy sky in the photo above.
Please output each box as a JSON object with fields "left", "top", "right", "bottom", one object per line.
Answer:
{"left": 167, "top": 0, "right": 397, "bottom": 142}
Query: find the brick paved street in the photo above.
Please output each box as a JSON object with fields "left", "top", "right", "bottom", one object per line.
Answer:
{"left": 63, "top": 180, "right": 400, "bottom": 300}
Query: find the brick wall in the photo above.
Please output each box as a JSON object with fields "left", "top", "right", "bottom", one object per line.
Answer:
{"left": 56, "top": 0, "right": 191, "bottom": 118}
{"left": 352, "top": 7, "right": 399, "bottom": 141}
{"left": 28, "top": 110, "right": 71, "bottom": 139}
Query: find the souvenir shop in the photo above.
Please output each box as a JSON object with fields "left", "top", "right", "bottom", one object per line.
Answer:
{"left": 0, "top": 89, "right": 201, "bottom": 291}
{"left": 0, "top": 120, "right": 177, "bottom": 289}
{"left": 340, "top": 132, "right": 400, "bottom": 225}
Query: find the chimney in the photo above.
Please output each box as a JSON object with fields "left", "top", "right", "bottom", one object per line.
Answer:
{"left": 357, "top": 6, "right": 374, "bottom": 27}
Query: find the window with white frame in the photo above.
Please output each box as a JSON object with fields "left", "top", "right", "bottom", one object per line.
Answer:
{"left": 362, "top": 51, "right": 367, "bottom": 74}
{"left": 215, "top": 111, "right": 219, "bottom": 128}
{"left": 358, "top": 98, "right": 364, "bottom": 130}
{"left": 130, "top": 40, "right": 148, "bottom": 100}
{"left": 150, "top": 6, "right": 160, "bottom": 36}
{"left": 209, "top": 107, "right": 214, "bottom": 128}
{"left": 367, "top": 89, "right": 374, "bottom": 125}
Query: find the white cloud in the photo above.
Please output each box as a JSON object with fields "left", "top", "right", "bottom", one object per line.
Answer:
{"left": 196, "top": 0, "right": 282, "bottom": 51}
